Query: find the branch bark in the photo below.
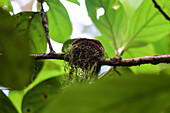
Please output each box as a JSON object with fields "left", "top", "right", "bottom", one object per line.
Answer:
{"left": 101, "top": 54, "right": 170, "bottom": 66}
{"left": 39, "top": 2, "right": 55, "bottom": 53}
{"left": 31, "top": 54, "right": 170, "bottom": 67}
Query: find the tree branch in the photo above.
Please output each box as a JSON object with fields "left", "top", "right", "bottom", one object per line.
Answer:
{"left": 32, "top": 53, "right": 66, "bottom": 60}
{"left": 31, "top": 54, "right": 170, "bottom": 67}
{"left": 101, "top": 54, "right": 170, "bottom": 66}
{"left": 39, "top": 2, "right": 55, "bottom": 53}
{"left": 152, "top": 0, "right": 170, "bottom": 21}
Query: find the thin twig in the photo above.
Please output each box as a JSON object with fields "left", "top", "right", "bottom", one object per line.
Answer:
{"left": 98, "top": 67, "right": 113, "bottom": 79}
{"left": 152, "top": 0, "right": 170, "bottom": 21}
{"left": 31, "top": 53, "right": 170, "bottom": 67}
{"left": 39, "top": 2, "right": 55, "bottom": 53}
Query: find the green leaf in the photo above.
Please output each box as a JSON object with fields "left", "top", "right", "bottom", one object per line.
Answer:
{"left": 27, "top": 60, "right": 65, "bottom": 89}
{"left": 9, "top": 91, "right": 25, "bottom": 113}
{"left": 120, "top": 0, "right": 143, "bottom": 19}
{"left": 22, "top": 77, "right": 61, "bottom": 113}
{"left": 0, "top": 0, "right": 13, "bottom": 12}
{"left": 62, "top": 38, "right": 78, "bottom": 53}
{"left": 66, "top": 0, "right": 80, "bottom": 6}
{"left": 0, "top": 8, "right": 33, "bottom": 89}
{"left": 162, "top": 0, "right": 170, "bottom": 16}
{"left": 153, "top": 33, "right": 170, "bottom": 54}
{"left": 86, "top": 0, "right": 127, "bottom": 51}
{"left": 46, "top": 0, "right": 72, "bottom": 43}
{"left": 124, "top": 0, "right": 170, "bottom": 49}
{"left": 23, "top": 74, "right": 170, "bottom": 113}
{"left": 127, "top": 40, "right": 148, "bottom": 48}
{"left": 154, "top": 0, "right": 170, "bottom": 18}
{"left": 164, "top": 0, "right": 170, "bottom": 15}
{"left": 16, "top": 12, "right": 47, "bottom": 54}
{"left": 0, "top": 90, "right": 18, "bottom": 113}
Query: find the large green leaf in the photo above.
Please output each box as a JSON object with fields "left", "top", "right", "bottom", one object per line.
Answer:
{"left": 0, "top": 0, "right": 13, "bottom": 12}
{"left": 16, "top": 12, "right": 47, "bottom": 54}
{"left": 46, "top": 0, "right": 72, "bottom": 43}
{"left": 22, "top": 77, "right": 61, "bottom": 113}
{"left": 120, "top": 0, "right": 143, "bottom": 19}
{"left": 124, "top": 0, "right": 170, "bottom": 49}
{"left": 0, "top": 8, "right": 33, "bottom": 89}
{"left": 86, "top": 0, "right": 127, "bottom": 51}
{"left": 23, "top": 74, "right": 170, "bottom": 113}
{"left": 0, "top": 90, "right": 18, "bottom": 113}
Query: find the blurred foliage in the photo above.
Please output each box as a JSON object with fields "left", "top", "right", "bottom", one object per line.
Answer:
{"left": 8, "top": 59, "right": 65, "bottom": 113}
{"left": 0, "top": 0, "right": 170, "bottom": 113}
{"left": 0, "top": 90, "right": 18, "bottom": 113}
{"left": 22, "top": 77, "right": 61, "bottom": 113}
{"left": 0, "top": 0, "right": 13, "bottom": 12}
{"left": 22, "top": 74, "right": 170, "bottom": 113}
{"left": 0, "top": 8, "right": 33, "bottom": 89}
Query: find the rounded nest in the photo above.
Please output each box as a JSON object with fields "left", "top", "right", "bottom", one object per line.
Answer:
{"left": 65, "top": 38, "right": 105, "bottom": 71}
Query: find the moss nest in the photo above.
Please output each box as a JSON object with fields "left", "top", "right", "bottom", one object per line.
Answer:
{"left": 65, "top": 38, "right": 105, "bottom": 81}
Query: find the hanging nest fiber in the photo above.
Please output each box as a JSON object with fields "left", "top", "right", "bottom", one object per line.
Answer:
{"left": 64, "top": 38, "right": 105, "bottom": 81}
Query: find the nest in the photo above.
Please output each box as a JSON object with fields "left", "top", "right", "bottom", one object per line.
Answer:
{"left": 65, "top": 38, "right": 105, "bottom": 81}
